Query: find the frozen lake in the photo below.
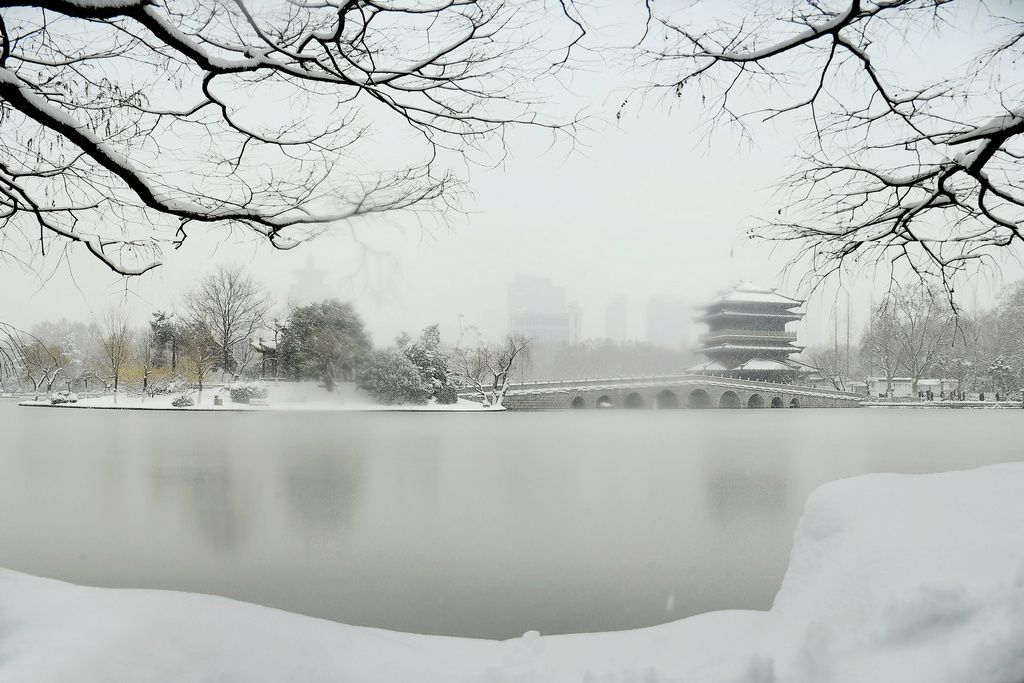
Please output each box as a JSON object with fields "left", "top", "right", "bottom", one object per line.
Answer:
{"left": 0, "top": 400, "right": 1021, "bottom": 639}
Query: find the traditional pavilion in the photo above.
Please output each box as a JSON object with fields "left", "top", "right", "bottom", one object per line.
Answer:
{"left": 688, "top": 282, "right": 811, "bottom": 383}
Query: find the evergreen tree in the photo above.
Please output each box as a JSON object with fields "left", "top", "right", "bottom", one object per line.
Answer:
{"left": 397, "top": 324, "right": 452, "bottom": 399}
{"left": 278, "top": 300, "right": 371, "bottom": 391}
{"left": 359, "top": 348, "right": 429, "bottom": 405}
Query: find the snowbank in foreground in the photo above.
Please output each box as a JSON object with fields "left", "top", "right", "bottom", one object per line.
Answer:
{"left": 2, "top": 464, "right": 1023, "bottom": 683}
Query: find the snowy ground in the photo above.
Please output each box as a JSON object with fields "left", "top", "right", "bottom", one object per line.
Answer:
{"left": 2, "top": 463, "right": 1023, "bottom": 683}
{"left": 861, "top": 400, "right": 1023, "bottom": 409}
{"left": 17, "top": 382, "right": 496, "bottom": 412}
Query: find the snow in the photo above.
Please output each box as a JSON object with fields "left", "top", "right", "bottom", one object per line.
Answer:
{"left": 18, "top": 382, "right": 496, "bottom": 412}
{"left": 2, "top": 463, "right": 1023, "bottom": 682}
{"left": 949, "top": 107, "right": 1024, "bottom": 145}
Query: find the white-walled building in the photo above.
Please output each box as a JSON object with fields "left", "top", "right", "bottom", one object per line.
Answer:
{"left": 865, "top": 377, "right": 960, "bottom": 398}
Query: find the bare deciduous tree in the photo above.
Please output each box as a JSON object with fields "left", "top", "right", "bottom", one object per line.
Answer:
{"left": 860, "top": 283, "right": 953, "bottom": 396}
{"left": 97, "top": 306, "right": 134, "bottom": 402}
{"left": 134, "top": 325, "right": 156, "bottom": 397}
{"left": 180, "top": 264, "right": 272, "bottom": 374}
{"left": 453, "top": 331, "right": 530, "bottom": 407}
{"left": 179, "top": 321, "right": 218, "bottom": 403}
{"left": 860, "top": 300, "right": 906, "bottom": 397}
{"left": 0, "top": 0, "right": 584, "bottom": 275}
{"left": 889, "top": 284, "right": 954, "bottom": 395}
{"left": 647, "top": 1, "right": 1024, "bottom": 292}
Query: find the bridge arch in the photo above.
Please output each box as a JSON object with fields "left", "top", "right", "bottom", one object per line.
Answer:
{"left": 771, "top": 396, "right": 784, "bottom": 408}
{"left": 596, "top": 395, "right": 614, "bottom": 408}
{"left": 747, "top": 394, "right": 765, "bottom": 409}
{"left": 624, "top": 393, "right": 646, "bottom": 409}
{"left": 655, "top": 390, "right": 679, "bottom": 409}
{"left": 719, "top": 391, "right": 741, "bottom": 409}
{"left": 789, "top": 397, "right": 801, "bottom": 408}
{"left": 571, "top": 395, "right": 587, "bottom": 409}
{"left": 688, "top": 389, "right": 712, "bottom": 409}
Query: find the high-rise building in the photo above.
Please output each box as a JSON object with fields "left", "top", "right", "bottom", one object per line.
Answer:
{"left": 508, "top": 275, "right": 582, "bottom": 345}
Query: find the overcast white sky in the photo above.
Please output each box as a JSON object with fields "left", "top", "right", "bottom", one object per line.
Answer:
{"left": 1, "top": 0, "right": 1021, "bottom": 350}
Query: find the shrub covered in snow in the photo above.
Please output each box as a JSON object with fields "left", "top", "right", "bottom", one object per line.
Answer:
{"left": 435, "top": 384, "right": 458, "bottom": 405}
{"left": 50, "top": 391, "right": 78, "bottom": 405}
{"left": 229, "top": 381, "right": 269, "bottom": 404}
{"left": 150, "top": 377, "right": 187, "bottom": 396}
{"left": 171, "top": 395, "right": 194, "bottom": 408}
{"left": 358, "top": 348, "right": 430, "bottom": 405}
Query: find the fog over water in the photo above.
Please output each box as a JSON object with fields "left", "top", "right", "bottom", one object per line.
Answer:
{"left": 2, "top": 401, "right": 1021, "bottom": 640}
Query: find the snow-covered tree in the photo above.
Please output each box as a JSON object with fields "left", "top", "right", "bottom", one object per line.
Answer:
{"left": 358, "top": 348, "right": 430, "bottom": 406}
{"left": 59, "top": 333, "right": 82, "bottom": 391}
{"left": 453, "top": 332, "right": 531, "bottom": 407}
{"left": 646, "top": 1, "right": 1024, "bottom": 293}
{"left": 278, "top": 299, "right": 371, "bottom": 390}
{"left": 0, "top": 0, "right": 584, "bottom": 275}
{"left": 397, "top": 324, "right": 452, "bottom": 400}
{"left": 19, "top": 337, "right": 64, "bottom": 394}
{"left": 150, "top": 311, "right": 182, "bottom": 371}
{"left": 987, "top": 356, "right": 1015, "bottom": 398}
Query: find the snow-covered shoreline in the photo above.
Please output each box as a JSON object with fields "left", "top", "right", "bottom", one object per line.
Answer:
{"left": 861, "top": 400, "right": 1023, "bottom": 409}
{"left": 2, "top": 463, "right": 1022, "bottom": 682}
{"left": 16, "top": 389, "right": 499, "bottom": 412}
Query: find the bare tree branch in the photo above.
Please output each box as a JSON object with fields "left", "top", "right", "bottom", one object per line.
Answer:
{"left": 646, "top": 0, "right": 1024, "bottom": 295}
{"left": 0, "top": 0, "right": 585, "bottom": 275}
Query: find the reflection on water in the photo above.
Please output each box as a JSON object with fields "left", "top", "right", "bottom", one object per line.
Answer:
{"left": 282, "top": 451, "right": 363, "bottom": 533}
{"left": 0, "top": 402, "right": 1022, "bottom": 639}
{"left": 706, "top": 470, "right": 786, "bottom": 519}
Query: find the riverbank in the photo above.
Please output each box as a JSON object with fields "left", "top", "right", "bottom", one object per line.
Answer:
{"left": 861, "top": 400, "right": 1023, "bottom": 409}
{"left": 1, "top": 462, "right": 1022, "bottom": 682}
{"left": 16, "top": 382, "right": 497, "bottom": 411}
{"left": 17, "top": 394, "right": 496, "bottom": 412}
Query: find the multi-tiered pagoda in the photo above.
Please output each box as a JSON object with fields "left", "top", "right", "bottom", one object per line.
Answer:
{"left": 688, "top": 283, "right": 808, "bottom": 383}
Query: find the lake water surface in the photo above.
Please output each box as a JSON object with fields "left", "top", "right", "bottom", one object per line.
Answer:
{"left": 1, "top": 401, "right": 1021, "bottom": 639}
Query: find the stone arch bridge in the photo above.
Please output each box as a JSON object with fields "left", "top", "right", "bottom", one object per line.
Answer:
{"left": 472, "top": 375, "right": 862, "bottom": 410}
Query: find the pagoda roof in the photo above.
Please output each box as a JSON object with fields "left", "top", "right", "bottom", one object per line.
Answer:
{"left": 696, "top": 309, "right": 802, "bottom": 322}
{"left": 702, "top": 282, "right": 803, "bottom": 310}
{"left": 688, "top": 356, "right": 814, "bottom": 374}
{"left": 736, "top": 358, "right": 797, "bottom": 371}
{"left": 701, "top": 342, "right": 803, "bottom": 354}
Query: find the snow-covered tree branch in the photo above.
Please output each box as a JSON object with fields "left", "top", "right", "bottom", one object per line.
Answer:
{"left": 646, "top": 1, "right": 1024, "bottom": 294}
{"left": 0, "top": 0, "right": 584, "bottom": 275}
